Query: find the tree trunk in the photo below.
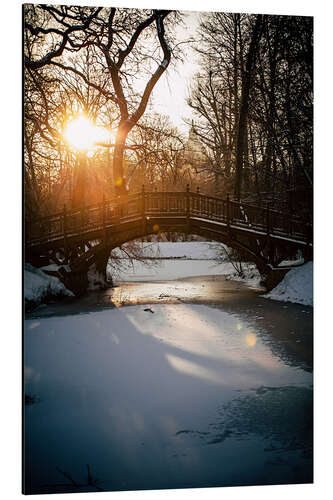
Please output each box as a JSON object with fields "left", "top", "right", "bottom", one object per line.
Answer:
{"left": 72, "top": 153, "right": 87, "bottom": 208}
{"left": 234, "top": 15, "right": 263, "bottom": 200}
{"left": 113, "top": 137, "right": 126, "bottom": 195}
{"left": 113, "top": 121, "right": 132, "bottom": 195}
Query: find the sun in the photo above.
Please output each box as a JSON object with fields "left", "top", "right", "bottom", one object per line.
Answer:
{"left": 64, "top": 114, "right": 111, "bottom": 151}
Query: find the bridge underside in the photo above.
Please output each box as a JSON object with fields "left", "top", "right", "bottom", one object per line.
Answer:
{"left": 26, "top": 214, "right": 312, "bottom": 294}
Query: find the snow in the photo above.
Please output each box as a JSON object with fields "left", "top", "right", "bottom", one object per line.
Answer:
{"left": 113, "top": 241, "right": 224, "bottom": 260}
{"left": 24, "top": 264, "right": 73, "bottom": 305}
{"left": 225, "top": 263, "right": 262, "bottom": 289}
{"left": 111, "top": 242, "right": 312, "bottom": 305}
{"left": 24, "top": 303, "right": 312, "bottom": 493}
{"left": 264, "top": 262, "right": 313, "bottom": 306}
{"left": 110, "top": 241, "right": 263, "bottom": 288}
{"left": 25, "top": 244, "right": 312, "bottom": 307}
{"left": 278, "top": 257, "right": 304, "bottom": 267}
{"left": 41, "top": 263, "right": 71, "bottom": 273}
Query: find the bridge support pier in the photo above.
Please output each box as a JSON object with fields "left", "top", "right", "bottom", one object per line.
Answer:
{"left": 87, "top": 247, "right": 112, "bottom": 289}
{"left": 56, "top": 267, "right": 89, "bottom": 296}
{"left": 304, "top": 243, "right": 313, "bottom": 263}
{"left": 263, "top": 268, "right": 290, "bottom": 292}
{"left": 49, "top": 245, "right": 112, "bottom": 295}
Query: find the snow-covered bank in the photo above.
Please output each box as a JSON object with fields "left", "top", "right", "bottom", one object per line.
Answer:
{"left": 264, "top": 262, "right": 313, "bottom": 306}
{"left": 113, "top": 251, "right": 313, "bottom": 306}
{"left": 224, "top": 263, "right": 262, "bottom": 288}
{"left": 113, "top": 258, "right": 263, "bottom": 289}
{"left": 110, "top": 241, "right": 250, "bottom": 283}
{"left": 110, "top": 241, "right": 261, "bottom": 288}
{"left": 24, "top": 264, "right": 73, "bottom": 307}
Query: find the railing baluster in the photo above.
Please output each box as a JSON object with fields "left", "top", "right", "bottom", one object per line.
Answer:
{"left": 63, "top": 204, "right": 68, "bottom": 253}
{"left": 141, "top": 185, "right": 145, "bottom": 218}
{"left": 102, "top": 194, "right": 106, "bottom": 242}
{"left": 81, "top": 205, "right": 85, "bottom": 229}
{"left": 186, "top": 184, "right": 190, "bottom": 218}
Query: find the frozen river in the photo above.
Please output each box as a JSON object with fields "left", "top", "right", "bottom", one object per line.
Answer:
{"left": 24, "top": 268, "right": 313, "bottom": 494}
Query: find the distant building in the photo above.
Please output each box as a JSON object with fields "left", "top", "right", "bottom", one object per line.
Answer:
{"left": 182, "top": 121, "right": 211, "bottom": 191}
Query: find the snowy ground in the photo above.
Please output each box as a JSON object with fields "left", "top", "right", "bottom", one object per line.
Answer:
{"left": 24, "top": 264, "right": 73, "bottom": 307}
{"left": 264, "top": 262, "right": 313, "bottom": 306}
{"left": 112, "top": 241, "right": 224, "bottom": 260}
{"left": 109, "top": 241, "right": 262, "bottom": 288}
{"left": 24, "top": 303, "right": 312, "bottom": 493}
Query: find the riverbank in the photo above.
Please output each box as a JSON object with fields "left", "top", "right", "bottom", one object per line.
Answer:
{"left": 25, "top": 254, "right": 313, "bottom": 312}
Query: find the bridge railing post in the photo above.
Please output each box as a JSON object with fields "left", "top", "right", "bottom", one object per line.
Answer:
{"left": 63, "top": 203, "right": 68, "bottom": 254}
{"left": 186, "top": 184, "right": 190, "bottom": 237}
{"left": 141, "top": 184, "right": 146, "bottom": 218}
{"left": 305, "top": 217, "right": 313, "bottom": 261}
{"left": 186, "top": 184, "right": 190, "bottom": 217}
{"left": 102, "top": 193, "right": 106, "bottom": 243}
{"left": 266, "top": 203, "right": 270, "bottom": 235}
{"left": 195, "top": 187, "right": 200, "bottom": 213}
{"left": 226, "top": 193, "right": 230, "bottom": 226}
{"left": 80, "top": 205, "right": 85, "bottom": 230}
{"left": 288, "top": 213, "right": 293, "bottom": 236}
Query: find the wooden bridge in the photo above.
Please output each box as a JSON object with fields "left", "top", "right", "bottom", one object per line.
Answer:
{"left": 25, "top": 187, "right": 313, "bottom": 292}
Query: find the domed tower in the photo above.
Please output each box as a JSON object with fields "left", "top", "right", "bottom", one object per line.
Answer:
{"left": 182, "top": 121, "right": 208, "bottom": 188}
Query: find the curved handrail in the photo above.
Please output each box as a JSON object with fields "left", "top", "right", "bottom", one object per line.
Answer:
{"left": 26, "top": 190, "right": 312, "bottom": 247}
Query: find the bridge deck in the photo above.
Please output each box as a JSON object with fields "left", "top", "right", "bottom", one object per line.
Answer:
{"left": 26, "top": 191, "right": 312, "bottom": 254}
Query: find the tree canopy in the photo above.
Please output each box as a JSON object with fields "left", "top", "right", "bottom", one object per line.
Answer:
{"left": 24, "top": 6, "right": 313, "bottom": 219}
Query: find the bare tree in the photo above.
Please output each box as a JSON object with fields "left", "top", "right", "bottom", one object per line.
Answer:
{"left": 234, "top": 14, "right": 264, "bottom": 199}
{"left": 24, "top": 6, "right": 178, "bottom": 196}
{"left": 187, "top": 12, "right": 312, "bottom": 212}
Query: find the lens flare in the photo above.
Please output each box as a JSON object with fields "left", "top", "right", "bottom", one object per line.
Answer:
{"left": 64, "top": 114, "right": 110, "bottom": 151}
{"left": 244, "top": 332, "right": 257, "bottom": 347}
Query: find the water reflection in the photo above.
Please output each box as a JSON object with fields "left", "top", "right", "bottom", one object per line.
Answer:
{"left": 166, "top": 353, "right": 227, "bottom": 386}
{"left": 28, "top": 321, "right": 40, "bottom": 329}
{"left": 106, "top": 275, "right": 252, "bottom": 307}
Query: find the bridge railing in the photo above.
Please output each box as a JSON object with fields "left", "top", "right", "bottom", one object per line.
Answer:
{"left": 238, "top": 201, "right": 311, "bottom": 239}
{"left": 26, "top": 190, "right": 312, "bottom": 247}
{"left": 190, "top": 192, "right": 228, "bottom": 221}
{"left": 144, "top": 191, "right": 187, "bottom": 215}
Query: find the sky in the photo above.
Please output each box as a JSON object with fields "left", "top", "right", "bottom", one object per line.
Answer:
{"left": 151, "top": 11, "right": 201, "bottom": 134}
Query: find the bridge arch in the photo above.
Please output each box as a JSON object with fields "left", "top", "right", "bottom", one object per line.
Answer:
{"left": 26, "top": 190, "right": 312, "bottom": 293}
{"left": 72, "top": 215, "right": 308, "bottom": 291}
